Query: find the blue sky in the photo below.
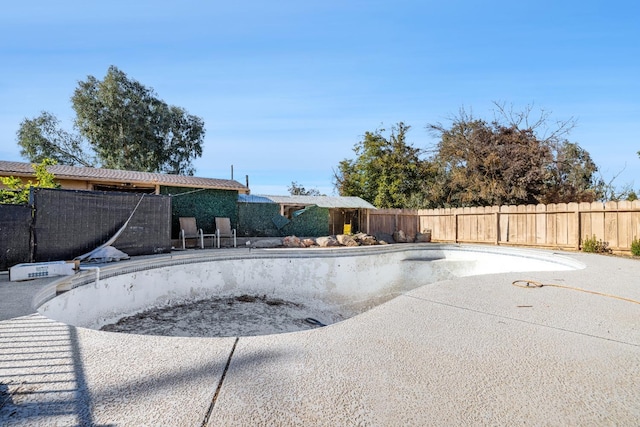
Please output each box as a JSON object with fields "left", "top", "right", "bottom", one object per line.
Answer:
{"left": 1, "top": 1, "right": 638, "bottom": 196}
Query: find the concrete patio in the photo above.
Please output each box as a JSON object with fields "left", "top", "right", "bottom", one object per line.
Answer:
{"left": 1, "top": 245, "right": 639, "bottom": 426}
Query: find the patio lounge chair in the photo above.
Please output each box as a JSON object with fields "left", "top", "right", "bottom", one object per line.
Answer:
{"left": 215, "top": 217, "right": 237, "bottom": 248}
{"left": 179, "top": 217, "right": 204, "bottom": 249}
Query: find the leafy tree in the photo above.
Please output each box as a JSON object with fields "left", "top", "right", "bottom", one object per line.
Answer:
{"left": 493, "top": 102, "right": 600, "bottom": 203}
{"left": 539, "top": 141, "right": 599, "bottom": 204}
{"left": 334, "top": 129, "right": 386, "bottom": 204}
{"left": 334, "top": 123, "right": 433, "bottom": 208}
{"left": 0, "top": 159, "right": 59, "bottom": 204}
{"left": 71, "top": 66, "right": 205, "bottom": 175}
{"left": 288, "top": 181, "right": 323, "bottom": 196}
{"left": 429, "top": 115, "right": 551, "bottom": 206}
{"left": 427, "top": 105, "right": 601, "bottom": 207}
{"left": 16, "top": 111, "right": 95, "bottom": 166}
{"left": 16, "top": 66, "right": 205, "bottom": 175}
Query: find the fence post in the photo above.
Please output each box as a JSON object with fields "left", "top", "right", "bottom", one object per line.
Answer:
{"left": 495, "top": 212, "right": 500, "bottom": 245}
{"left": 454, "top": 213, "right": 459, "bottom": 243}
{"left": 575, "top": 207, "right": 581, "bottom": 250}
{"left": 366, "top": 210, "right": 370, "bottom": 235}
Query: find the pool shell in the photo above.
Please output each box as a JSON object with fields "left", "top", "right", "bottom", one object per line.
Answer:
{"left": 36, "top": 244, "right": 585, "bottom": 336}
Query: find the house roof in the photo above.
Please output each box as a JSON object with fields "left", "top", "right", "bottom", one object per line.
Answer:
{"left": 0, "top": 160, "right": 249, "bottom": 193}
{"left": 239, "top": 194, "right": 377, "bottom": 209}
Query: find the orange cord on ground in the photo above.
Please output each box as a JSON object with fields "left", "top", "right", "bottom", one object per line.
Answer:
{"left": 512, "top": 280, "right": 640, "bottom": 305}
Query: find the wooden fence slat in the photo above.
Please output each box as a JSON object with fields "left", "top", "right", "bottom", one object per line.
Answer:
{"left": 567, "top": 202, "right": 579, "bottom": 249}
{"left": 536, "top": 204, "right": 546, "bottom": 245}
{"left": 516, "top": 204, "right": 526, "bottom": 244}
{"left": 617, "top": 201, "right": 631, "bottom": 249}
{"left": 633, "top": 201, "right": 640, "bottom": 242}
{"left": 604, "top": 201, "right": 619, "bottom": 249}
{"left": 526, "top": 204, "right": 536, "bottom": 245}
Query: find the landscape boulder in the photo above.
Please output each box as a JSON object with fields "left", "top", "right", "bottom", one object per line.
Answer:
{"left": 316, "top": 236, "right": 340, "bottom": 247}
{"left": 336, "top": 234, "right": 359, "bottom": 247}
{"left": 283, "top": 235, "right": 305, "bottom": 248}
{"left": 393, "top": 230, "right": 408, "bottom": 243}
{"left": 354, "top": 232, "right": 378, "bottom": 245}
{"left": 302, "top": 238, "right": 317, "bottom": 247}
{"left": 374, "top": 232, "right": 394, "bottom": 245}
{"left": 415, "top": 230, "right": 432, "bottom": 243}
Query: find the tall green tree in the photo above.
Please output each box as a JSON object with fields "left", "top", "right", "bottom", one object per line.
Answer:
{"left": 16, "top": 111, "right": 95, "bottom": 167}
{"left": 17, "top": 66, "right": 205, "bottom": 175}
{"left": 334, "top": 123, "right": 433, "bottom": 208}
{"left": 71, "top": 66, "right": 205, "bottom": 175}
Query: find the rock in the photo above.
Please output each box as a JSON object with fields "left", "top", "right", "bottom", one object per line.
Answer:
{"left": 283, "top": 235, "right": 304, "bottom": 248}
{"left": 354, "top": 233, "right": 378, "bottom": 245}
{"left": 375, "top": 233, "right": 394, "bottom": 244}
{"left": 415, "top": 230, "right": 432, "bottom": 243}
{"left": 316, "top": 236, "right": 340, "bottom": 247}
{"left": 302, "top": 238, "right": 317, "bottom": 247}
{"left": 251, "top": 238, "right": 283, "bottom": 248}
{"left": 393, "top": 230, "right": 408, "bottom": 243}
{"left": 336, "top": 234, "right": 358, "bottom": 247}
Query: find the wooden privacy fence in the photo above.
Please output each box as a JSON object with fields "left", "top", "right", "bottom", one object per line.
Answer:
{"left": 368, "top": 201, "right": 640, "bottom": 253}
{"left": 368, "top": 209, "right": 420, "bottom": 239}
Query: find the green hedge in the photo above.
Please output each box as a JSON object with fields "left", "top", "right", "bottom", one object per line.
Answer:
{"left": 161, "top": 187, "right": 238, "bottom": 238}
{"left": 283, "top": 205, "right": 329, "bottom": 237}
{"left": 162, "top": 188, "right": 331, "bottom": 238}
{"left": 237, "top": 202, "right": 281, "bottom": 237}
{"left": 237, "top": 203, "right": 330, "bottom": 237}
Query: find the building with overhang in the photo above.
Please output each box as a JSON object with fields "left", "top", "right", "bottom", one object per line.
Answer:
{"left": 239, "top": 194, "right": 376, "bottom": 235}
{"left": 0, "top": 160, "right": 248, "bottom": 194}
{"left": 1, "top": 160, "right": 376, "bottom": 237}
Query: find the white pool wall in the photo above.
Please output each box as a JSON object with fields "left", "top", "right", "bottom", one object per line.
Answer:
{"left": 37, "top": 245, "right": 584, "bottom": 330}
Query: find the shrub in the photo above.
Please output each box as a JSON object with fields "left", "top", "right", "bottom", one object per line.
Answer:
{"left": 631, "top": 237, "right": 640, "bottom": 257}
{"left": 582, "top": 235, "right": 611, "bottom": 254}
{"left": 0, "top": 159, "right": 58, "bottom": 204}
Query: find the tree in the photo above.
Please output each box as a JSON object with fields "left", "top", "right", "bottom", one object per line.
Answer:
{"left": 493, "top": 102, "right": 600, "bottom": 203}
{"left": 71, "top": 66, "right": 205, "bottom": 175}
{"left": 334, "top": 123, "right": 433, "bottom": 208}
{"left": 427, "top": 105, "right": 601, "bottom": 207}
{"left": 429, "top": 114, "right": 551, "bottom": 206}
{"left": 0, "top": 158, "right": 59, "bottom": 204}
{"left": 16, "top": 111, "right": 95, "bottom": 167}
{"left": 17, "top": 66, "right": 205, "bottom": 175}
{"left": 17, "top": 67, "right": 205, "bottom": 175}
{"left": 288, "top": 181, "right": 322, "bottom": 196}
{"left": 595, "top": 168, "right": 639, "bottom": 202}
{"left": 539, "top": 141, "right": 600, "bottom": 204}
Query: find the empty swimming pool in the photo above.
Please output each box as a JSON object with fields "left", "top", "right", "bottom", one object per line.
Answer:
{"left": 36, "top": 244, "right": 584, "bottom": 337}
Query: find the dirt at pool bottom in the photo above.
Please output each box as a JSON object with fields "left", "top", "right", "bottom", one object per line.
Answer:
{"left": 100, "top": 294, "right": 353, "bottom": 337}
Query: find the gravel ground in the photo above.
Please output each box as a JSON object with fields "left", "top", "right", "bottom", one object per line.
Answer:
{"left": 100, "top": 294, "right": 352, "bottom": 337}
